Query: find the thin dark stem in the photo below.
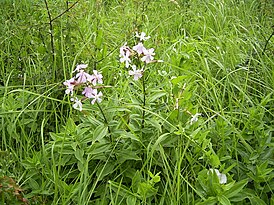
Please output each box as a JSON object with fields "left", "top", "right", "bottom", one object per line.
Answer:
{"left": 262, "top": 29, "right": 274, "bottom": 55}
{"left": 44, "top": 0, "right": 55, "bottom": 64}
{"left": 96, "top": 101, "right": 112, "bottom": 142}
{"left": 51, "top": 1, "right": 79, "bottom": 23}
{"left": 44, "top": 0, "right": 79, "bottom": 80}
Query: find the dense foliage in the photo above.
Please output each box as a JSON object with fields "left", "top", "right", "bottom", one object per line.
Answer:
{"left": 0, "top": 0, "right": 273, "bottom": 204}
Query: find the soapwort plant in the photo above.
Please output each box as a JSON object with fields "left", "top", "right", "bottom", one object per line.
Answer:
{"left": 61, "top": 31, "right": 210, "bottom": 204}
{"left": 64, "top": 32, "right": 202, "bottom": 132}
{"left": 119, "top": 31, "right": 162, "bottom": 130}
{"left": 63, "top": 64, "right": 112, "bottom": 140}
{"left": 119, "top": 31, "right": 202, "bottom": 132}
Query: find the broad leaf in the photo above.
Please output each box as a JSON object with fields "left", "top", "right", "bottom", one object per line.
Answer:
{"left": 93, "top": 124, "right": 108, "bottom": 142}
{"left": 223, "top": 179, "right": 248, "bottom": 199}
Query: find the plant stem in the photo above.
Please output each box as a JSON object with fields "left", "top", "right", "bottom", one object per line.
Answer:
{"left": 96, "top": 101, "right": 112, "bottom": 143}
{"left": 262, "top": 29, "right": 274, "bottom": 55}
{"left": 141, "top": 69, "right": 146, "bottom": 129}
{"left": 51, "top": 0, "right": 79, "bottom": 22}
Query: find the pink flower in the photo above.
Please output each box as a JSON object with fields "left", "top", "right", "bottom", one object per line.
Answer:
{"left": 70, "top": 97, "right": 83, "bottom": 111}
{"left": 75, "top": 70, "right": 93, "bottom": 84}
{"left": 133, "top": 42, "right": 146, "bottom": 55}
{"left": 63, "top": 77, "right": 75, "bottom": 95}
{"left": 129, "top": 65, "right": 143, "bottom": 80}
{"left": 141, "top": 48, "right": 155, "bottom": 63}
{"left": 90, "top": 89, "right": 103, "bottom": 104}
{"left": 73, "top": 64, "right": 88, "bottom": 73}
{"left": 136, "top": 32, "right": 150, "bottom": 41}
{"left": 82, "top": 87, "right": 94, "bottom": 98}
{"left": 90, "top": 70, "right": 103, "bottom": 86}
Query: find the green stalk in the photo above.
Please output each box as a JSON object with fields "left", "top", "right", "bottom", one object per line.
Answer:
{"left": 96, "top": 101, "right": 112, "bottom": 143}
{"left": 141, "top": 68, "right": 146, "bottom": 130}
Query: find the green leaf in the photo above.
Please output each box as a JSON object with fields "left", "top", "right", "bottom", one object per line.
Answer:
{"left": 95, "top": 29, "right": 103, "bottom": 48}
{"left": 109, "top": 180, "right": 139, "bottom": 199}
{"left": 249, "top": 196, "right": 267, "bottom": 205}
{"left": 75, "top": 148, "right": 84, "bottom": 164}
{"left": 148, "top": 171, "right": 161, "bottom": 183}
{"left": 28, "top": 178, "right": 40, "bottom": 190}
{"left": 151, "top": 133, "right": 170, "bottom": 153}
{"left": 132, "top": 171, "right": 142, "bottom": 193}
{"left": 64, "top": 118, "right": 77, "bottom": 134}
{"left": 86, "top": 143, "right": 111, "bottom": 155}
{"left": 270, "top": 195, "right": 274, "bottom": 205}
{"left": 126, "top": 196, "right": 137, "bottom": 205}
{"left": 49, "top": 132, "right": 59, "bottom": 141}
{"left": 223, "top": 179, "right": 248, "bottom": 199}
{"left": 148, "top": 171, "right": 154, "bottom": 178}
{"left": 96, "top": 162, "right": 115, "bottom": 180}
{"left": 137, "top": 182, "right": 158, "bottom": 198}
{"left": 105, "top": 107, "right": 131, "bottom": 113}
{"left": 196, "top": 196, "right": 218, "bottom": 205}
{"left": 93, "top": 124, "right": 108, "bottom": 142}
{"left": 121, "top": 132, "right": 141, "bottom": 142}
{"left": 146, "top": 118, "right": 162, "bottom": 132}
{"left": 153, "top": 175, "right": 161, "bottom": 183}
{"left": 171, "top": 75, "right": 188, "bottom": 85}
{"left": 116, "top": 150, "right": 141, "bottom": 163}
{"left": 147, "top": 91, "right": 166, "bottom": 103}
{"left": 60, "top": 155, "right": 72, "bottom": 166}
{"left": 77, "top": 161, "right": 84, "bottom": 172}
{"left": 218, "top": 195, "right": 231, "bottom": 205}
{"left": 210, "top": 154, "right": 220, "bottom": 167}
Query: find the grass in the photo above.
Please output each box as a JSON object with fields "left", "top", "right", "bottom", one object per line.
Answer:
{"left": 0, "top": 0, "right": 273, "bottom": 204}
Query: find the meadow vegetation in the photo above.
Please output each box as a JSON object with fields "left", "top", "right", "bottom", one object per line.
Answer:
{"left": 0, "top": 0, "right": 273, "bottom": 204}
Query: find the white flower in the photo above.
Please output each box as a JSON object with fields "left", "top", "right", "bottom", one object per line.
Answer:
{"left": 129, "top": 65, "right": 143, "bottom": 80}
{"left": 120, "top": 42, "right": 130, "bottom": 57}
{"left": 70, "top": 97, "right": 83, "bottom": 111}
{"left": 73, "top": 64, "right": 88, "bottom": 73}
{"left": 63, "top": 77, "right": 75, "bottom": 95}
{"left": 190, "top": 113, "right": 202, "bottom": 125}
{"left": 209, "top": 169, "right": 227, "bottom": 184}
{"left": 141, "top": 48, "right": 155, "bottom": 63}
{"left": 136, "top": 32, "right": 150, "bottom": 41}
{"left": 75, "top": 70, "right": 93, "bottom": 84}
{"left": 82, "top": 87, "right": 94, "bottom": 98}
{"left": 90, "top": 70, "right": 103, "bottom": 86}
{"left": 133, "top": 42, "right": 146, "bottom": 55}
{"left": 90, "top": 89, "right": 103, "bottom": 104}
{"left": 120, "top": 50, "right": 131, "bottom": 68}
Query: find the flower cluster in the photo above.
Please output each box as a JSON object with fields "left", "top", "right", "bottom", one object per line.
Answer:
{"left": 119, "top": 32, "right": 160, "bottom": 81}
{"left": 63, "top": 64, "right": 104, "bottom": 111}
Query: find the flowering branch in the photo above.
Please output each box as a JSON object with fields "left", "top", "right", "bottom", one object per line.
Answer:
{"left": 119, "top": 31, "right": 163, "bottom": 130}
{"left": 63, "top": 64, "right": 105, "bottom": 110}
